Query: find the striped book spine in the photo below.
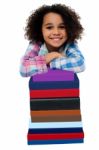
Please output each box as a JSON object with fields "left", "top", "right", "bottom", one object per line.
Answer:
{"left": 27, "top": 69, "right": 84, "bottom": 145}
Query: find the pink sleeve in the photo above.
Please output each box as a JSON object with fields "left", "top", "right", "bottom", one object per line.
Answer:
{"left": 20, "top": 43, "right": 48, "bottom": 77}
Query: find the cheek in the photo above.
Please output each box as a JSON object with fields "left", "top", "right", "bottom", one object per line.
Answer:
{"left": 42, "top": 33, "right": 48, "bottom": 42}
{"left": 42, "top": 29, "right": 47, "bottom": 37}
{"left": 42, "top": 31, "right": 50, "bottom": 40}
{"left": 42, "top": 27, "right": 45, "bottom": 35}
{"left": 64, "top": 31, "right": 68, "bottom": 38}
{"left": 42, "top": 33, "right": 47, "bottom": 40}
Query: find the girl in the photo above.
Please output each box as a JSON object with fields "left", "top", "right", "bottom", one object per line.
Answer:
{"left": 20, "top": 4, "right": 85, "bottom": 77}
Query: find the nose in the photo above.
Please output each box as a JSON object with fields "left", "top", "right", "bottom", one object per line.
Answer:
{"left": 53, "top": 28, "right": 60, "bottom": 35}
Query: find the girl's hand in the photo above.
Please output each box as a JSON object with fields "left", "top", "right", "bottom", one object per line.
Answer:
{"left": 45, "top": 52, "right": 63, "bottom": 64}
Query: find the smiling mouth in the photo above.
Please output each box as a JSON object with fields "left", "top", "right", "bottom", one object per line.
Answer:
{"left": 50, "top": 37, "right": 62, "bottom": 41}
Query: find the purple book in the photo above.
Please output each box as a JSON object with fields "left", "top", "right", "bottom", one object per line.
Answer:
{"left": 32, "top": 69, "right": 74, "bottom": 82}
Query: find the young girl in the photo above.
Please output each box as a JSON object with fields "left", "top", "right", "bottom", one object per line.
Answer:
{"left": 20, "top": 4, "right": 85, "bottom": 77}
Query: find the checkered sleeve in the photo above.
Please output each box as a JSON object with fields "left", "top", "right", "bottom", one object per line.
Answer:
{"left": 50, "top": 43, "right": 85, "bottom": 73}
{"left": 20, "top": 43, "right": 47, "bottom": 77}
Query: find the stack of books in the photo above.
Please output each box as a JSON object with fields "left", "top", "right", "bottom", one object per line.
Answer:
{"left": 27, "top": 69, "right": 84, "bottom": 145}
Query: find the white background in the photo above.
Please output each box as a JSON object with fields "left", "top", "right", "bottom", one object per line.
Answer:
{"left": 0, "top": 0, "right": 99, "bottom": 149}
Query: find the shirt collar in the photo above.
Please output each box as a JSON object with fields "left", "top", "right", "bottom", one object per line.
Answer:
{"left": 38, "top": 43, "right": 70, "bottom": 56}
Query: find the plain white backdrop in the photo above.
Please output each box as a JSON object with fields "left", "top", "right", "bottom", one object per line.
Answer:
{"left": 0, "top": 0, "right": 99, "bottom": 149}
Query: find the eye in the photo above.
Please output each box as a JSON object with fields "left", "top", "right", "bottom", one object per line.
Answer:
{"left": 59, "top": 26, "right": 65, "bottom": 29}
{"left": 46, "top": 26, "right": 53, "bottom": 29}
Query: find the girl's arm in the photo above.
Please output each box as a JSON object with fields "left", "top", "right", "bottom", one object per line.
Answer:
{"left": 50, "top": 43, "right": 85, "bottom": 73}
{"left": 45, "top": 52, "right": 63, "bottom": 64}
{"left": 20, "top": 42, "right": 48, "bottom": 77}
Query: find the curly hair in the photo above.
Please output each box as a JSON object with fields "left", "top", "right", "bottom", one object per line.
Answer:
{"left": 25, "top": 4, "right": 84, "bottom": 43}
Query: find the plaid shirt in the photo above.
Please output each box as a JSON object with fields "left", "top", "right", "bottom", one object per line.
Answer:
{"left": 20, "top": 42, "right": 85, "bottom": 77}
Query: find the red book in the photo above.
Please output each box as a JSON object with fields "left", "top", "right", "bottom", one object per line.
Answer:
{"left": 27, "top": 132, "right": 84, "bottom": 140}
{"left": 30, "top": 89, "right": 79, "bottom": 98}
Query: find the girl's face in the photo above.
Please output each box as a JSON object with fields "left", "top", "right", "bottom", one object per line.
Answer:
{"left": 42, "top": 12, "right": 68, "bottom": 51}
